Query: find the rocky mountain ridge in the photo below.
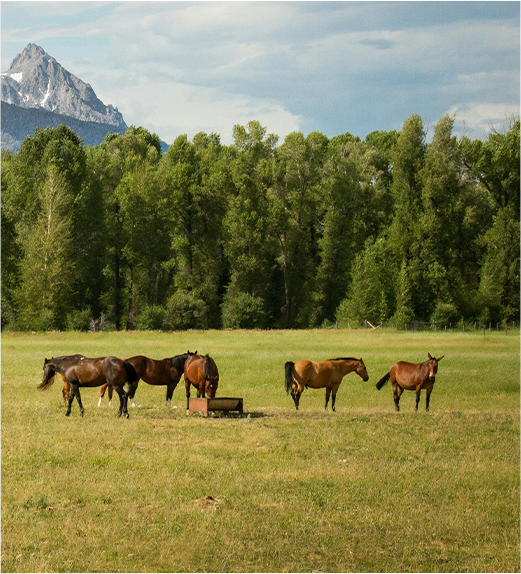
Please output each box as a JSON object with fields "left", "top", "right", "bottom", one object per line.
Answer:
{"left": 1, "top": 43, "right": 130, "bottom": 152}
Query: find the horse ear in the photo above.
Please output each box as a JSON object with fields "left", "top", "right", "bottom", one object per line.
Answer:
{"left": 428, "top": 353, "right": 433, "bottom": 360}
{"left": 44, "top": 358, "right": 49, "bottom": 364}
{"left": 437, "top": 355, "right": 444, "bottom": 362}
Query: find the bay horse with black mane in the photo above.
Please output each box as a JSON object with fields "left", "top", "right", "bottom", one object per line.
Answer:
{"left": 39, "top": 355, "right": 138, "bottom": 418}
{"left": 98, "top": 351, "right": 197, "bottom": 407}
{"left": 285, "top": 357, "right": 369, "bottom": 411}
{"left": 376, "top": 353, "right": 444, "bottom": 411}
{"left": 184, "top": 354, "right": 219, "bottom": 410}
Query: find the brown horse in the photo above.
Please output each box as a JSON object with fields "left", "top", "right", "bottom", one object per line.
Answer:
{"left": 285, "top": 357, "right": 369, "bottom": 411}
{"left": 56, "top": 354, "right": 85, "bottom": 402}
{"left": 98, "top": 351, "right": 197, "bottom": 407}
{"left": 39, "top": 355, "right": 138, "bottom": 417}
{"left": 376, "top": 353, "right": 444, "bottom": 412}
{"left": 184, "top": 354, "right": 219, "bottom": 409}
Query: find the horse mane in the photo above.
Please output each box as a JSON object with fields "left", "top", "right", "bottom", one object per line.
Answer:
{"left": 328, "top": 357, "right": 359, "bottom": 362}
{"left": 165, "top": 351, "right": 197, "bottom": 370}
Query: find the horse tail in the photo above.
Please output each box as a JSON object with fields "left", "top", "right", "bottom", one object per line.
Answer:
{"left": 123, "top": 360, "right": 138, "bottom": 384}
{"left": 285, "top": 361, "right": 295, "bottom": 394}
{"left": 376, "top": 372, "right": 390, "bottom": 390}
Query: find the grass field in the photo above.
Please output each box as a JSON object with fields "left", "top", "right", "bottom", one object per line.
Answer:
{"left": 2, "top": 329, "right": 520, "bottom": 572}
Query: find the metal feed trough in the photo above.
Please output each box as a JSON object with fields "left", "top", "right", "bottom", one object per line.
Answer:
{"left": 188, "top": 397, "right": 244, "bottom": 417}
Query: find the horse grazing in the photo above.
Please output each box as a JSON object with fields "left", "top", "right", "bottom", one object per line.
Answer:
{"left": 38, "top": 355, "right": 138, "bottom": 418}
{"left": 98, "top": 351, "right": 197, "bottom": 407}
{"left": 285, "top": 357, "right": 369, "bottom": 411}
{"left": 184, "top": 354, "right": 219, "bottom": 410}
{"left": 375, "top": 353, "right": 444, "bottom": 412}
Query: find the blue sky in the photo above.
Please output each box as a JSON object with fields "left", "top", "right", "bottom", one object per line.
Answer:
{"left": 2, "top": 1, "right": 519, "bottom": 145}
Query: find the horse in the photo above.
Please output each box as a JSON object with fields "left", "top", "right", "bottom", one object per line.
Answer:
{"left": 375, "top": 353, "right": 444, "bottom": 412}
{"left": 98, "top": 351, "right": 197, "bottom": 407}
{"left": 55, "top": 354, "right": 85, "bottom": 402}
{"left": 285, "top": 357, "right": 369, "bottom": 411}
{"left": 184, "top": 354, "right": 219, "bottom": 410}
{"left": 38, "top": 355, "right": 138, "bottom": 418}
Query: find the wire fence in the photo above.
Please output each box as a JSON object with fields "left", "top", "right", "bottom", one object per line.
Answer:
{"left": 358, "top": 319, "right": 519, "bottom": 335}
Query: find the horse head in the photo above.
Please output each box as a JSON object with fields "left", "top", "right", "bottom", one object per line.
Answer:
{"left": 427, "top": 353, "right": 444, "bottom": 381}
{"left": 356, "top": 358, "right": 370, "bottom": 382}
{"left": 39, "top": 358, "right": 57, "bottom": 389}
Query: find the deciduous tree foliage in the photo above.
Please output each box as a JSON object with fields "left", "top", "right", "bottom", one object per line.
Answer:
{"left": 2, "top": 117, "right": 519, "bottom": 330}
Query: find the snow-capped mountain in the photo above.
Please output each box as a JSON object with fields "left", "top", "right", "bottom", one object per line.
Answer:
{"left": 1, "top": 43, "right": 126, "bottom": 129}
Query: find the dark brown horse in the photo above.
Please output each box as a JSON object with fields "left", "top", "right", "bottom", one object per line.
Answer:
{"left": 285, "top": 357, "right": 369, "bottom": 411}
{"left": 98, "top": 351, "right": 197, "bottom": 407}
{"left": 184, "top": 354, "right": 219, "bottom": 409}
{"left": 39, "top": 355, "right": 138, "bottom": 418}
{"left": 376, "top": 353, "right": 444, "bottom": 411}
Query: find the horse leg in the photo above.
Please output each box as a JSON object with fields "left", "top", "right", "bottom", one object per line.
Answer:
{"left": 98, "top": 383, "right": 107, "bottom": 407}
{"left": 325, "top": 387, "right": 331, "bottom": 410}
{"left": 393, "top": 383, "right": 403, "bottom": 412}
{"left": 425, "top": 387, "right": 433, "bottom": 412}
{"left": 75, "top": 387, "right": 85, "bottom": 417}
{"left": 127, "top": 382, "right": 138, "bottom": 407}
{"left": 185, "top": 380, "right": 191, "bottom": 411}
{"left": 108, "top": 385, "right": 113, "bottom": 407}
{"left": 291, "top": 383, "right": 301, "bottom": 410}
{"left": 165, "top": 384, "right": 175, "bottom": 407}
{"left": 65, "top": 386, "right": 75, "bottom": 416}
{"left": 113, "top": 385, "right": 129, "bottom": 418}
{"left": 331, "top": 385, "right": 340, "bottom": 412}
{"left": 62, "top": 382, "right": 70, "bottom": 403}
{"left": 415, "top": 387, "right": 421, "bottom": 411}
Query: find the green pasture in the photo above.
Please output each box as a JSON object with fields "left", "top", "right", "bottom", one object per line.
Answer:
{"left": 2, "top": 329, "right": 520, "bottom": 572}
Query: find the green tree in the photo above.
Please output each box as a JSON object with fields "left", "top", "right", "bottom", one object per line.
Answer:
{"left": 387, "top": 114, "right": 427, "bottom": 321}
{"left": 313, "top": 133, "right": 387, "bottom": 325}
{"left": 336, "top": 236, "right": 398, "bottom": 327}
{"left": 419, "top": 115, "right": 495, "bottom": 321}
{"left": 477, "top": 204, "right": 520, "bottom": 323}
{"left": 222, "top": 121, "right": 278, "bottom": 328}
{"left": 14, "top": 166, "right": 75, "bottom": 330}
{"left": 116, "top": 161, "right": 170, "bottom": 328}
{"left": 98, "top": 126, "right": 163, "bottom": 329}
{"left": 160, "top": 133, "right": 228, "bottom": 329}
{"left": 1, "top": 151, "right": 22, "bottom": 328}
{"left": 270, "top": 131, "right": 326, "bottom": 327}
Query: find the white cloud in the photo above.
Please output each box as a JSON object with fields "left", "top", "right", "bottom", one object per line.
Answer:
{"left": 448, "top": 103, "right": 520, "bottom": 138}
{"left": 1, "top": 2, "right": 519, "bottom": 142}
{"left": 101, "top": 78, "right": 301, "bottom": 145}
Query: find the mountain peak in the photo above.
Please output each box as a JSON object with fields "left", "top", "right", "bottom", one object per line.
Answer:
{"left": 1, "top": 43, "right": 126, "bottom": 129}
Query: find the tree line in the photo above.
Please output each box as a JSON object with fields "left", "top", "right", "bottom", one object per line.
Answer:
{"left": 1, "top": 115, "right": 519, "bottom": 331}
